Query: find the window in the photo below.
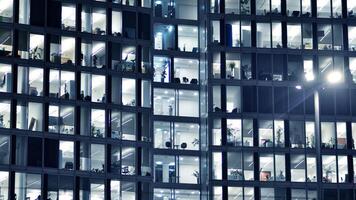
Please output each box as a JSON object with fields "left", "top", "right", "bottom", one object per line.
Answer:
{"left": 332, "top": 0, "right": 342, "bottom": 18}
{"left": 317, "top": 0, "right": 331, "bottom": 17}
{"left": 154, "top": 0, "right": 197, "bottom": 20}
{"left": 321, "top": 122, "right": 336, "bottom": 149}
{"left": 153, "top": 88, "right": 199, "bottom": 117}
{"left": 212, "top": 152, "right": 222, "bottom": 180}
{"left": 178, "top": 25, "right": 198, "bottom": 53}
{"left": 302, "top": 0, "right": 312, "bottom": 16}
{"left": 306, "top": 121, "right": 315, "bottom": 148}
{"left": 291, "top": 154, "right": 306, "bottom": 182}
{"left": 290, "top": 121, "right": 305, "bottom": 148}
{"left": 62, "top": 4, "right": 76, "bottom": 31}
{"left": 81, "top": 40, "right": 106, "bottom": 68}
{"left": 226, "top": 86, "right": 241, "bottom": 113}
{"left": 272, "top": 22, "right": 282, "bottom": 48}
{"left": 82, "top": 6, "right": 106, "bottom": 35}
{"left": 16, "top": 102, "right": 43, "bottom": 131}
{"left": 111, "top": 180, "right": 136, "bottom": 200}
{"left": 178, "top": 90, "right": 199, "bottom": 117}
{"left": 0, "top": 0, "right": 13, "bottom": 23}
{"left": 122, "top": 78, "right": 136, "bottom": 106}
{"left": 15, "top": 173, "right": 41, "bottom": 200}
{"left": 47, "top": 175, "right": 74, "bottom": 200}
{"left": 79, "top": 178, "right": 105, "bottom": 200}
{"left": 336, "top": 122, "right": 347, "bottom": 149}
{"left": 153, "top": 56, "right": 170, "bottom": 83}
{"left": 154, "top": 189, "right": 200, "bottom": 200}
{"left": 49, "top": 69, "right": 75, "bottom": 99}
{"left": 225, "top": 0, "right": 251, "bottom": 14}
{"left": 318, "top": 24, "right": 343, "bottom": 50}
{"left": 348, "top": 26, "right": 356, "bottom": 51}
{"left": 154, "top": 24, "right": 175, "bottom": 50}
{"left": 306, "top": 155, "right": 317, "bottom": 182}
{"left": 212, "top": 119, "right": 222, "bottom": 146}
{"left": 210, "top": 0, "right": 221, "bottom": 13}
{"left": 111, "top": 111, "right": 136, "bottom": 141}
{"left": 48, "top": 105, "right": 75, "bottom": 134}
{"left": 259, "top": 120, "right": 273, "bottom": 147}
{"left": 226, "top": 53, "right": 240, "bottom": 79}
{"left": 19, "top": 0, "right": 30, "bottom": 24}
{"left": 59, "top": 141, "right": 74, "bottom": 170}
{"left": 154, "top": 121, "right": 199, "bottom": 150}
{"left": 154, "top": 155, "right": 199, "bottom": 184}
{"left": 242, "top": 119, "right": 254, "bottom": 147}
{"left": 318, "top": 56, "right": 344, "bottom": 83}
{"left": 256, "top": 0, "right": 270, "bottom": 15}
{"left": 0, "top": 135, "right": 9, "bottom": 165}
{"left": 259, "top": 154, "right": 285, "bottom": 181}
{"left": 0, "top": 171, "right": 8, "bottom": 199}
{"left": 111, "top": 44, "right": 136, "bottom": 72}
{"left": 110, "top": 146, "right": 136, "bottom": 175}
{"left": 17, "top": 32, "right": 44, "bottom": 60}
{"left": 17, "top": 66, "right": 43, "bottom": 96}
{"left": 80, "top": 143, "right": 105, "bottom": 173}
{"left": 227, "top": 152, "right": 242, "bottom": 180}
{"left": 338, "top": 156, "right": 348, "bottom": 183}
{"left": 60, "top": 36, "right": 76, "bottom": 65}
{"left": 303, "top": 23, "right": 313, "bottom": 49}
{"left": 256, "top": 23, "right": 270, "bottom": 48}
{"left": 80, "top": 73, "right": 106, "bottom": 103}
{"left": 0, "top": 100, "right": 10, "bottom": 128}
{"left": 112, "top": 11, "right": 122, "bottom": 36}
{"left": 211, "top": 21, "right": 221, "bottom": 44}
{"left": 225, "top": 21, "right": 251, "bottom": 48}
{"left": 287, "top": 0, "right": 300, "bottom": 17}
{"left": 348, "top": 0, "right": 356, "bottom": 17}
{"left": 80, "top": 108, "right": 105, "bottom": 137}
{"left": 174, "top": 58, "right": 199, "bottom": 84}
{"left": 322, "top": 155, "right": 337, "bottom": 183}
{"left": 227, "top": 119, "right": 242, "bottom": 146}
{"left": 0, "top": 28, "right": 12, "bottom": 57}
{"left": 212, "top": 53, "right": 221, "bottom": 78}
{"left": 227, "top": 152, "right": 254, "bottom": 181}
{"left": 291, "top": 155, "right": 317, "bottom": 182}
{"left": 0, "top": 64, "right": 11, "bottom": 92}
{"left": 287, "top": 24, "right": 302, "bottom": 49}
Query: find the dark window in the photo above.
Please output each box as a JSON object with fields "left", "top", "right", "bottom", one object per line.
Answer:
{"left": 274, "top": 87, "right": 288, "bottom": 113}
{"left": 323, "top": 189, "right": 337, "bottom": 200}
{"left": 47, "top": 0, "right": 61, "bottom": 28}
{"left": 336, "top": 89, "right": 350, "bottom": 115}
{"left": 289, "top": 87, "right": 304, "bottom": 114}
{"left": 243, "top": 86, "right": 256, "bottom": 112}
{"left": 123, "top": 11, "right": 137, "bottom": 39}
{"left": 320, "top": 88, "right": 335, "bottom": 115}
{"left": 258, "top": 86, "right": 272, "bottom": 113}
{"left": 28, "top": 137, "right": 43, "bottom": 167}
{"left": 44, "top": 139, "right": 59, "bottom": 168}
{"left": 139, "top": 13, "right": 150, "bottom": 40}
{"left": 257, "top": 54, "right": 272, "bottom": 81}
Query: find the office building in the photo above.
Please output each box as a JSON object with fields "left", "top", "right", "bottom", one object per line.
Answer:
{"left": 0, "top": 0, "right": 355, "bottom": 199}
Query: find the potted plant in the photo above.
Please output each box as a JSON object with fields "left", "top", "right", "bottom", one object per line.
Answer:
{"left": 276, "top": 127, "right": 283, "bottom": 147}
{"left": 193, "top": 170, "right": 200, "bottom": 184}
{"left": 227, "top": 127, "right": 234, "bottom": 146}
{"left": 160, "top": 64, "right": 168, "bottom": 83}
{"left": 228, "top": 62, "right": 236, "bottom": 79}
{"left": 192, "top": 138, "right": 199, "bottom": 147}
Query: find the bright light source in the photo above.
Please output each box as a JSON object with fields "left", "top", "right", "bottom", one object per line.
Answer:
{"left": 305, "top": 73, "right": 315, "bottom": 82}
{"left": 327, "top": 71, "right": 342, "bottom": 84}
{"left": 295, "top": 85, "right": 302, "bottom": 90}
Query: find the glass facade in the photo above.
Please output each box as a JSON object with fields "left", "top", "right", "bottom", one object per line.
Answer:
{"left": 0, "top": 0, "right": 356, "bottom": 199}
